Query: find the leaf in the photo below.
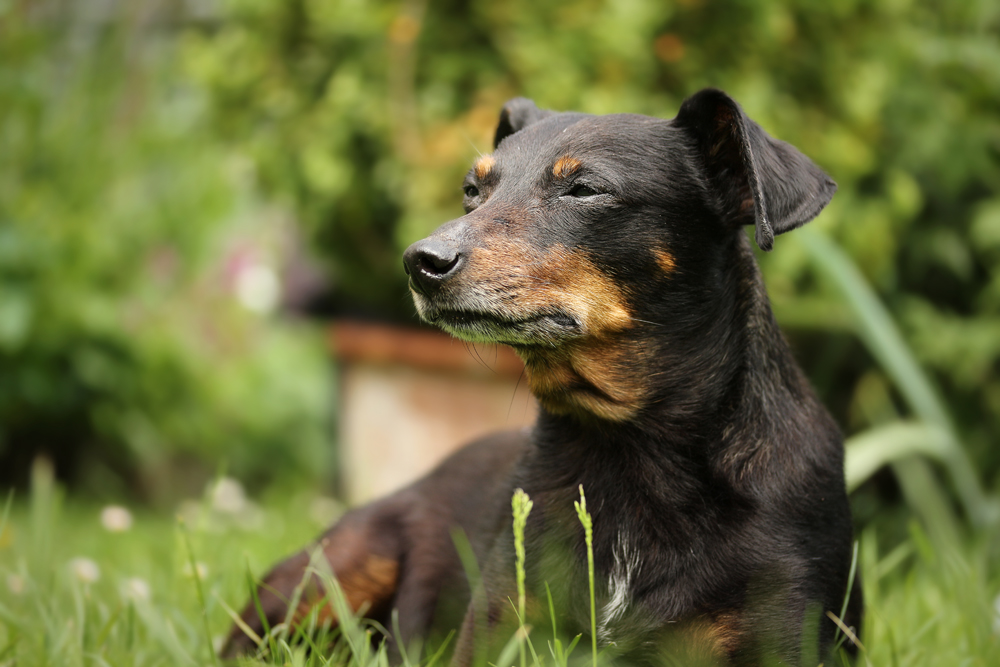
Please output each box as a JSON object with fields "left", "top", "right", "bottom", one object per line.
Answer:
{"left": 844, "top": 421, "right": 950, "bottom": 493}
{"left": 799, "top": 228, "right": 997, "bottom": 528}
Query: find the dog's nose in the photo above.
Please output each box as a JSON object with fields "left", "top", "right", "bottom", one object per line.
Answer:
{"left": 403, "top": 239, "right": 461, "bottom": 295}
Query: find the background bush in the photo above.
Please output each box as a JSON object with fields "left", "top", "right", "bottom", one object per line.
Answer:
{"left": 185, "top": 0, "right": 1000, "bottom": 512}
{"left": 2, "top": 0, "right": 998, "bottom": 523}
{"left": 0, "top": 3, "right": 333, "bottom": 504}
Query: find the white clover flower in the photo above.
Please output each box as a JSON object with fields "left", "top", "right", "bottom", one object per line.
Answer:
{"left": 124, "top": 577, "right": 151, "bottom": 601}
{"left": 210, "top": 477, "right": 248, "bottom": 515}
{"left": 236, "top": 263, "right": 280, "bottom": 314}
{"left": 6, "top": 574, "right": 25, "bottom": 595}
{"left": 100, "top": 505, "right": 133, "bottom": 532}
{"left": 69, "top": 557, "right": 101, "bottom": 584}
{"left": 182, "top": 561, "right": 209, "bottom": 580}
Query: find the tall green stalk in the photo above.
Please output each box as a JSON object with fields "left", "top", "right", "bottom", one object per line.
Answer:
{"left": 574, "top": 485, "right": 597, "bottom": 667}
{"left": 512, "top": 489, "right": 533, "bottom": 667}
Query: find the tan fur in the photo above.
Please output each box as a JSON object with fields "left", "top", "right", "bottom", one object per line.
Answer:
{"left": 522, "top": 341, "right": 647, "bottom": 422}
{"left": 653, "top": 247, "right": 676, "bottom": 274}
{"left": 463, "top": 240, "right": 645, "bottom": 420}
{"left": 303, "top": 554, "right": 400, "bottom": 625}
{"left": 474, "top": 155, "right": 496, "bottom": 180}
{"left": 703, "top": 611, "right": 743, "bottom": 655}
{"left": 463, "top": 240, "right": 632, "bottom": 334}
{"left": 290, "top": 528, "right": 400, "bottom": 627}
{"left": 672, "top": 612, "right": 743, "bottom": 662}
{"left": 552, "top": 155, "right": 582, "bottom": 179}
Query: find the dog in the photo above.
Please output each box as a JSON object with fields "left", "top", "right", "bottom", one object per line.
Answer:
{"left": 222, "top": 88, "right": 862, "bottom": 666}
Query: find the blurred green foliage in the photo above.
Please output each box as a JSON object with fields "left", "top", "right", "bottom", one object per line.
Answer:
{"left": 2, "top": 0, "right": 999, "bottom": 520}
{"left": 185, "top": 0, "right": 1000, "bottom": 511}
{"left": 0, "top": 4, "right": 333, "bottom": 503}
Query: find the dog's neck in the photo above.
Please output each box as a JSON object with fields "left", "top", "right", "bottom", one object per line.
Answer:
{"left": 526, "top": 232, "right": 831, "bottom": 496}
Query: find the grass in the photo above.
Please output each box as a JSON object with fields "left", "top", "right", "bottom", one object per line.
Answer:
{"left": 1, "top": 467, "right": 999, "bottom": 667}
{"left": 572, "top": 487, "right": 597, "bottom": 667}
{"left": 512, "top": 489, "right": 534, "bottom": 667}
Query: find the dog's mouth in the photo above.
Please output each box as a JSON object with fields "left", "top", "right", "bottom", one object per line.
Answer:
{"left": 422, "top": 308, "right": 581, "bottom": 346}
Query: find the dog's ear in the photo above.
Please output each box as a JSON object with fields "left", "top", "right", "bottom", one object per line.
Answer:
{"left": 675, "top": 88, "right": 836, "bottom": 251}
{"left": 494, "top": 98, "right": 554, "bottom": 149}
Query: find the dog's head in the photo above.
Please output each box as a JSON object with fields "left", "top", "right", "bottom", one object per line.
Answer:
{"left": 404, "top": 88, "right": 835, "bottom": 422}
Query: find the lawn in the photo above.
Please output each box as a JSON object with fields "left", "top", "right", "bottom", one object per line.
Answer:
{"left": 1, "top": 465, "right": 998, "bottom": 667}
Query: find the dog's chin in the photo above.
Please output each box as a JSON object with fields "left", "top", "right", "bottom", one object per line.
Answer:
{"left": 418, "top": 306, "right": 580, "bottom": 347}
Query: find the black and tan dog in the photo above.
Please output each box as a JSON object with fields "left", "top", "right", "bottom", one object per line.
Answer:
{"left": 223, "top": 88, "right": 861, "bottom": 666}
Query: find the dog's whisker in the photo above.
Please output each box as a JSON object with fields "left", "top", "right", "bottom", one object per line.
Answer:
{"left": 462, "top": 340, "right": 493, "bottom": 373}
{"left": 458, "top": 129, "right": 487, "bottom": 159}
{"left": 507, "top": 365, "right": 528, "bottom": 423}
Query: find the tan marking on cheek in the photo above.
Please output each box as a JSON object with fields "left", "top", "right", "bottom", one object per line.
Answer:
{"left": 570, "top": 342, "right": 646, "bottom": 410}
{"left": 652, "top": 247, "right": 676, "bottom": 274}
{"left": 461, "top": 240, "right": 646, "bottom": 420}
{"left": 552, "top": 155, "right": 582, "bottom": 179}
{"left": 473, "top": 155, "right": 496, "bottom": 180}
{"left": 521, "top": 354, "right": 575, "bottom": 398}
{"left": 462, "top": 241, "right": 631, "bottom": 339}
{"left": 529, "top": 245, "right": 632, "bottom": 336}
{"left": 520, "top": 340, "right": 647, "bottom": 422}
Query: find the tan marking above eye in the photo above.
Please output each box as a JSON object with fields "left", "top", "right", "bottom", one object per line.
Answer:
{"left": 473, "top": 155, "right": 496, "bottom": 180}
{"left": 552, "top": 155, "right": 582, "bottom": 179}
{"left": 652, "top": 247, "right": 676, "bottom": 274}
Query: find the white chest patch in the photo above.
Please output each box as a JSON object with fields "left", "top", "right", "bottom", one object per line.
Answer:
{"left": 597, "top": 532, "right": 641, "bottom": 644}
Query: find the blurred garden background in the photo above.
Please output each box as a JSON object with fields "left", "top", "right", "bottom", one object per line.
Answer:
{"left": 1, "top": 0, "right": 1000, "bottom": 664}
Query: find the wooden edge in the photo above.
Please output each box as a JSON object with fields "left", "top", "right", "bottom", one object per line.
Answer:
{"left": 329, "top": 320, "right": 526, "bottom": 379}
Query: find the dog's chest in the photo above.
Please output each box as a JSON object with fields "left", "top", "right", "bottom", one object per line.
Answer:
{"left": 535, "top": 524, "right": 659, "bottom": 649}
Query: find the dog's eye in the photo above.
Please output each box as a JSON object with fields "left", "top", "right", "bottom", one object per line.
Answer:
{"left": 463, "top": 185, "right": 480, "bottom": 198}
{"left": 569, "top": 184, "right": 599, "bottom": 198}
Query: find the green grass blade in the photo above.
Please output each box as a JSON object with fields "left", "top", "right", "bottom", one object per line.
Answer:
{"left": 573, "top": 486, "right": 596, "bottom": 667}
{"left": 215, "top": 592, "right": 263, "bottom": 652}
{"left": 512, "top": 489, "right": 533, "bottom": 667}
{"left": 423, "top": 630, "right": 455, "bottom": 667}
{"left": 492, "top": 627, "right": 526, "bottom": 667}
{"left": 391, "top": 609, "right": 417, "bottom": 667}
{"left": 178, "top": 521, "right": 220, "bottom": 667}
{"left": 544, "top": 582, "right": 558, "bottom": 649}
{"left": 831, "top": 541, "right": 860, "bottom": 652}
{"left": 452, "top": 527, "right": 488, "bottom": 667}
{"left": 245, "top": 557, "right": 276, "bottom": 656}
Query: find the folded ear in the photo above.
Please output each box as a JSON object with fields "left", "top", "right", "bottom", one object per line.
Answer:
{"left": 675, "top": 88, "right": 836, "bottom": 251}
{"left": 494, "top": 98, "right": 554, "bottom": 149}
